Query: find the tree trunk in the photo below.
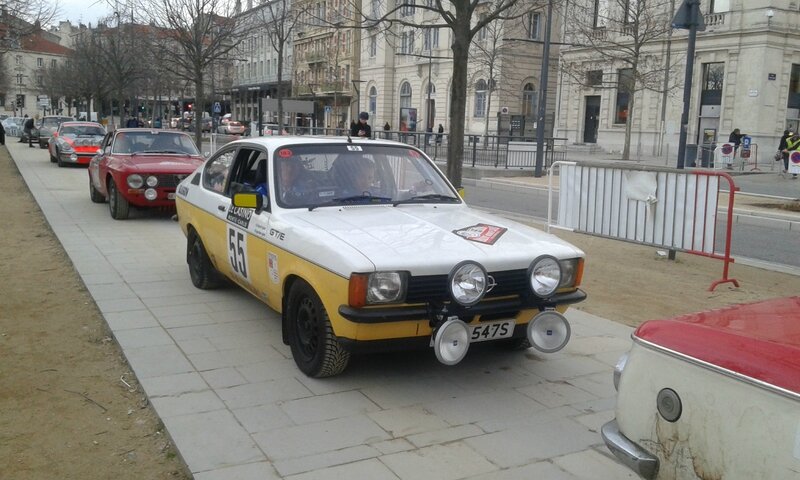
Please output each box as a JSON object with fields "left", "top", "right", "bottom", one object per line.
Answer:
{"left": 622, "top": 82, "right": 636, "bottom": 161}
{"left": 447, "top": 22, "right": 471, "bottom": 189}
{"left": 194, "top": 72, "right": 204, "bottom": 148}
{"left": 277, "top": 49, "right": 284, "bottom": 135}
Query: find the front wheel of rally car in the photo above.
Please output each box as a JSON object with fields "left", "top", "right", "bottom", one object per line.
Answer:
{"left": 187, "top": 231, "right": 222, "bottom": 290}
{"left": 89, "top": 177, "right": 105, "bottom": 203}
{"left": 286, "top": 280, "right": 350, "bottom": 378}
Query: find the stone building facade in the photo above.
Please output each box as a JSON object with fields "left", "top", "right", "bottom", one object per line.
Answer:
{"left": 557, "top": 0, "right": 800, "bottom": 159}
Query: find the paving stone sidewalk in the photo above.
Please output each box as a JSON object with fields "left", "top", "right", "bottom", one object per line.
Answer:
{"left": 8, "top": 142, "right": 637, "bottom": 479}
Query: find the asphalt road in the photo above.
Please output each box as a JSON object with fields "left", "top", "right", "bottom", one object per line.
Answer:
{"left": 463, "top": 183, "right": 800, "bottom": 269}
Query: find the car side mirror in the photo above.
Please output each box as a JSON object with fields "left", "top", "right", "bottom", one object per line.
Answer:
{"left": 232, "top": 192, "right": 264, "bottom": 212}
{"left": 96, "top": 148, "right": 103, "bottom": 155}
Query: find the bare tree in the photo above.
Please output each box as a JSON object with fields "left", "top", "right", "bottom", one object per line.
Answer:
{"left": 468, "top": 18, "right": 514, "bottom": 143}
{"left": 144, "top": 0, "right": 250, "bottom": 147}
{"left": 245, "top": 0, "right": 309, "bottom": 133}
{"left": 358, "top": 0, "right": 543, "bottom": 188}
{"left": 562, "top": 0, "right": 682, "bottom": 160}
{"left": 65, "top": 27, "right": 112, "bottom": 117}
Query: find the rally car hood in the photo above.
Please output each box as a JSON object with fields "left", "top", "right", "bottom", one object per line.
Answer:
{"left": 115, "top": 154, "right": 205, "bottom": 173}
{"left": 286, "top": 204, "right": 583, "bottom": 275}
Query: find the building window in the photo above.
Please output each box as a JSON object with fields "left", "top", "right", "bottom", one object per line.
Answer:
{"left": 426, "top": 82, "right": 435, "bottom": 95}
{"left": 400, "top": 82, "right": 412, "bottom": 108}
{"left": 788, "top": 64, "right": 800, "bottom": 109}
{"left": 522, "top": 83, "right": 536, "bottom": 117}
{"left": 615, "top": 68, "right": 633, "bottom": 124}
{"left": 474, "top": 79, "right": 487, "bottom": 117}
{"left": 16, "top": 74, "right": 24, "bottom": 85}
{"left": 0, "top": 95, "right": 5, "bottom": 107}
{"left": 594, "top": 0, "right": 609, "bottom": 28}
{"left": 369, "top": 86, "right": 377, "bottom": 116}
{"left": 709, "top": 0, "right": 729, "bottom": 13}
{"left": 36, "top": 57, "right": 43, "bottom": 67}
{"left": 477, "top": 14, "right": 488, "bottom": 41}
{"left": 50, "top": 59, "right": 57, "bottom": 69}
{"left": 623, "top": 0, "right": 638, "bottom": 24}
{"left": 586, "top": 70, "right": 603, "bottom": 86}
{"left": 701, "top": 62, "right": 724, "bottom": 105}
{"left": 369, "top": 35, "right": 377, "bottom": 57}
{"left": 401, "top": 1, "right": 415, "bottom": 17}
{"left": 36, "top": 75, "right": 43, "bottom": 86}
{"left": 526, "top": 12, "right": 541, "bottom": 40}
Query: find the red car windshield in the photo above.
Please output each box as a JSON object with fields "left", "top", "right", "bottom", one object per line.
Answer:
{"left": 61, "top": 125, "right": 105, "bottom": 137}
{"left": 113, "top": 131, "right": 200, "bottom": 155}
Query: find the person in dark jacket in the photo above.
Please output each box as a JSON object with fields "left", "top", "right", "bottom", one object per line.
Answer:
{"left": 782, "top": 131, "right": 799, "bottom": 179}
{"left": 0, "top": 120, "right": 5, "bottom": 145}
{"left": 728, "top": 128, "right": 745, "bottom": 151}
{"left": 778, "top": 130, "right": 792, "bottom": 174}
{"left": 350, "top": 112, "right": 372, "bottom": 138}
{"left": 24, "top": 116, "right": 35, "bottom": 147}
{"left": 436, "top": 124, "right": 444, "bottom": 144}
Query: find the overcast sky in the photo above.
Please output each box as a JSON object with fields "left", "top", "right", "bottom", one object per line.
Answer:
{"left": 55, "top": 0, "right": 113, "bottom": 25}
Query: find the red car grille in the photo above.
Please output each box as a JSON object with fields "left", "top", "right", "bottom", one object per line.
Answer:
{"left": 155, "top": 174, "right": 188, "bottom": 188}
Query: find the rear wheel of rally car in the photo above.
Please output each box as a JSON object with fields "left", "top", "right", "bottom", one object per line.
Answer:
{"left": 287, "top": 280, "right": 349, "bottom": 377}
{"left": 187, "top": 231, "right": 222, "bottom": 290}
{"left": 108, "top": 179, "right": 130, "bottom": 220}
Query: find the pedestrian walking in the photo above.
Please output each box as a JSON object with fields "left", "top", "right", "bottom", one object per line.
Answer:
{"left": 24, "top": 116, "right": 35, "bottom": 147}
{"left": 783, "top": 131, "right": 800, "bottom": 180}
{"left": 728, "top": 128, "right": 745, "bottom": 152}
{"left": 778, "top": 130, "right": 792, "bottom": 174}
{"left": 436, "top": 124, "right": 444, "bottom": 145}
{"left": 19, "top": 114, "right": 29, "bottom": 143}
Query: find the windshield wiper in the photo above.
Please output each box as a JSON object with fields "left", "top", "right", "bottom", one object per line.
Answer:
{"left": 393, "top": 194, "right": 460, "bottom": 206}
{"left": 308, "top": 195, "right": 393, "bottom": 211}
{"left": 142, "top": 149, "right": 185, "bottom": 154}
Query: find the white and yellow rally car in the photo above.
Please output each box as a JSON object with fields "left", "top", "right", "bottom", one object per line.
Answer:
{"left": 175, "top": 136, "right": 586, "bottom": 377}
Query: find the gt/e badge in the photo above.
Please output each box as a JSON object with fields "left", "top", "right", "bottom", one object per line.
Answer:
{"left": 453, "top": 224, "right": 507, "bottom": 245}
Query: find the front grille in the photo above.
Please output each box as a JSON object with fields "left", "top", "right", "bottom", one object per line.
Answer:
{"left": 405, "top": 269, "right": 528, "bottom": 304}
{"left": 155, "top": 174, "right": 188, "bottom": 188}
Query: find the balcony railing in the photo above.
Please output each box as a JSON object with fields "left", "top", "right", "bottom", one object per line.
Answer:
{"left": 295, "top": 82, "right": 350, "bottom": 95}
{"left": 704, "top": 12, "right": 726, "bottom": 27}
{"left": 305, "top": 52, "right": 327, "bottom": 65}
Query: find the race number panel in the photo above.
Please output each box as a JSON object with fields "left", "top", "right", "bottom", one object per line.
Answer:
{"left": 227, "top": 225, "right": 249, "bottom": 280}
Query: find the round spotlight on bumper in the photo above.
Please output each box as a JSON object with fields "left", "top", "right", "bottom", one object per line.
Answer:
{"left": 433, "top": 318, "right": 470, "bottom": 365}
{"left": 527, "top": 310, "right": 571, "bottom": 353}
{"left": 70, "top": 153, "right": 78, "bottom": 162}
{"left": 144, "top": 188, "right": 158, "bottom": 201}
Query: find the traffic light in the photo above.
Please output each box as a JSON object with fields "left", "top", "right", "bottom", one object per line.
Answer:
{"left": 187, "top": 103, "right": 193, "bottom": 111}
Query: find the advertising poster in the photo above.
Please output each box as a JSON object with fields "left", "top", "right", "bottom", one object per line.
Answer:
{"left": 399, "top": 107, "right": 418, "bottom": 132}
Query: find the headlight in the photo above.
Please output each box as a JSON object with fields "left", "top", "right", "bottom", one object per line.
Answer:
{"left": 528, "top": 255, "right": 561, "bottom": 297}
{"left": 449, "top": 261, "right": 487, "bottom": 306}
{"left": 127, "top": 174, "right": 144, "bottom": 188}
{"left": 144, "top": 188, "right": 158, "bottom": 201}
{"left": 348, "top": 272, "right": 407, "bottom": 307}
{"left": 59, "top": 140, "right": 74, "bottom": 153}
{"left": 146, "top": 175, "right": 158, "bottom": 187}
{"left": 558, "top": 258, "right": 584, "bottom": 288}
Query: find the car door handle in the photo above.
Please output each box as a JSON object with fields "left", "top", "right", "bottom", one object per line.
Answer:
{"left": 218, "top": 205, "right": 226, "bottom": 212}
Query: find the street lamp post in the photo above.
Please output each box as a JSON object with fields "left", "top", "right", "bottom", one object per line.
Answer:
{"left": 534, "top": 0, "right": 554, "bottom": 178}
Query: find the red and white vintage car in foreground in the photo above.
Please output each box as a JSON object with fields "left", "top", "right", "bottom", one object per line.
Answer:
{"left": 48, "top": 121, "right": 106, "bottom": 167}
{"left": 603, "top": 297, "right": 800, "bottom": 479}
{"left": 88, "top": 129, "right": 204, "bottom": 220}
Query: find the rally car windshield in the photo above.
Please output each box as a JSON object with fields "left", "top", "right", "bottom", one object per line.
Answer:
{"left": 272, "top": 144, "right": 460, "bottom": 209}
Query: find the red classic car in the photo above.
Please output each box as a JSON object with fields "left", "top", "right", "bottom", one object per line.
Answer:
{"left": 48, "top": 121, "right": 106, "bottom": 167}
{"left": 88, "top": 129, "right": 204, "bottom": 220}
{"left": 603, "top": 297, "right": 800, "bottom": 479}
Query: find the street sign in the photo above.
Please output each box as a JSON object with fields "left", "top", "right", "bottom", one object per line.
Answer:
{"left": 213, "top": 102, "right": 221, "bottom": 114}
{"left": 324, "top": 106, "right": 332, "bottom": 114}
{"left": 742, "top": 136, "right": 751, "bottom": 148}
{"left": 672, "top": 0, "right": 706, "bottom": 31}
{"left": 37, "top": 95, "right": 50, "bottom": 108}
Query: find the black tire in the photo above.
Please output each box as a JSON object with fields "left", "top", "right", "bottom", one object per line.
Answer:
{"left": 49, "top": 148, "right": 57, "bottom": 163}
{"left": 56, "top": 151, "right": 65, "bottom": 167}
{"left": 89, "top": 177, "right": 105, "bottom": 203}
{"left": 108, "top": 178, "right": 129, "bottom": 220}
{"left": 286, "top": 280, "right": 350, "bottom": 377}
{"left": 187, "top": 232, "right": 222, "bottom": 290}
